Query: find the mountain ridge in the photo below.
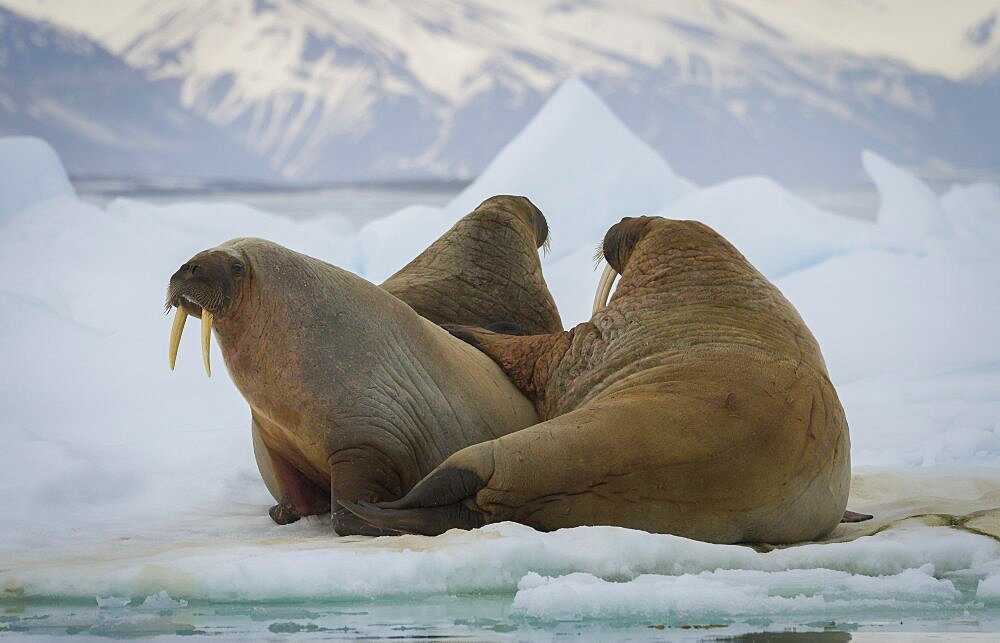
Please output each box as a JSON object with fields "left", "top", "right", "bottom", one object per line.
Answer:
{"left": 2, "top": 0, "right": 998, "bottom": 185}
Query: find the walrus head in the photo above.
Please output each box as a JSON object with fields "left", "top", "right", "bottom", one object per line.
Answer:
{"left": 592, "top": 215, "right": 655, "bottom": 315}
{"left": 165, "top": 246, "right": 249, "bottom": 376}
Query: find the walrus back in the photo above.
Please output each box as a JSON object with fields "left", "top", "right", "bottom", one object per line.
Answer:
{"left": 382, "top": 195, "right": 562, "bottom": 335}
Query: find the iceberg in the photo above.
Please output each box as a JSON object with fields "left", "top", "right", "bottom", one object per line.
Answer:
{"left": 863, "top": 149, "right": 954, "bottom": 248}
{"left": 448, "top": 78, "right": 695, "bottom": 257}
{"left": 0, "top": 137, "right": 75, "bottom": 218}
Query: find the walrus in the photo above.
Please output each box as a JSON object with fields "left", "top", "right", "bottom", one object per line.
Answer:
{"left": 165, "top": 196, "right": 561, "bottom": 534}
{"left": 341, "top": 216, "right": 854, "bottom": 544}
{"left": 381, "top": 195, "right": 562, "bottom": 335}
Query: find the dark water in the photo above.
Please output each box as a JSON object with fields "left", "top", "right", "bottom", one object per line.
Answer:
{"left": 3, "top": 597, "right": 996, "bottom": 640}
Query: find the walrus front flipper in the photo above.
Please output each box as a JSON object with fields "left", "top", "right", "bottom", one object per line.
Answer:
{"left": 338, "top": 447, "right": 494, "bottom": 536}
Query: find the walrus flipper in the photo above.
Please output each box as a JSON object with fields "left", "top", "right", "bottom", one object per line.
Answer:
{"left": 841, "top": 510, "right": 874, "bottom": 523}
{"left": 338, "top": 466, "right": 489, "bottom": 536}
{"left": 339, "top": 496, "right": 486, "bottom": 537}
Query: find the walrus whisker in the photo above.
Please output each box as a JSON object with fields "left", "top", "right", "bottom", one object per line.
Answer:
{"left": 591, "top": 242, "right": 605, "bottom": 268}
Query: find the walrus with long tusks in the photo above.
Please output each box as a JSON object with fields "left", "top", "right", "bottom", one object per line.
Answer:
{"left": 166, "top": 196, "right": 560, "bottom": 534}
{"left": 341, "top": 216, "right": 855, "bottom": 544}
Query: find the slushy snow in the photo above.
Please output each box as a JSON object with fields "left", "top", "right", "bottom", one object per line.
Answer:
{"left": 2, "top": 79, "right": 1000, "bottom": 626}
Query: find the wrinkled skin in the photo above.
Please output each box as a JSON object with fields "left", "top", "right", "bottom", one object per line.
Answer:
{"left": 342, "top": 217, "right": 853, "bottom": 544}
{"left": 383, "top": 195, "right": 562, "bottom": 335}
{"left": 166, "top": 196, "right": 560, "bottom": 535}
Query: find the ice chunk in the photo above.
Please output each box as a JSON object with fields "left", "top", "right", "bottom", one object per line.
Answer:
{"left": 140, "top": 590, "right": 188, "bottom": 609}
{"left": 3, "top": 515, "right": 997, "bottom": 605}
{"left": 512, "top": 565, "right": 958, "bottom": 620}
{"left": 776, "top": 249, "right": 1000, "bottom": 382}
{"left": 425, "top": 78, "right": 697, "bottom": 324}
{"left": 0, "top": 136, "right": 75, "bottom": 217}
{"left": 96, "top": 595, "right": 131, "bottom": 608}
{"left": 977, "top": 573, "right": 1000, "bottom": 602}
{"left": 355, "top": 205, "right": 456, "bottom": 283}
{"left": 449, "top": 78, "right": 695, "bottom": 260}
{"left": 940, "top": 182, "right": 1000, "bottom": 245}
{"left": 659, "top": 175, "right": 872, "bottom": 278}
{"left": 863, "top": 150, "right": 953, "bottom": 248}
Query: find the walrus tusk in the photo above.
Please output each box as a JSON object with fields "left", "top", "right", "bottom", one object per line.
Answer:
{"left": 591, "top": 262, "right": 619, "bottom": 316}
{"left": 168, "top": 306, "right": 187, "bottom": 370}
{"left": 201, "top": 308, "right": 213, "bottom": 377}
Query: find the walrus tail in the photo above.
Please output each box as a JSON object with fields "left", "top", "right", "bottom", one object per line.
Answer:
{"left": 337, "top": 446, "right": 494, "bottom": 536}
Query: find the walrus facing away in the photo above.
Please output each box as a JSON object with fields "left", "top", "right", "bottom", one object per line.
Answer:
{"left": 165, "top": 196, "right": 561, "bottom": 534}
{"left": 342, "top": 216, "right": 853, "bottom": 544}
{"left": 382, "top": 195, "right": 562, "bottom": 335}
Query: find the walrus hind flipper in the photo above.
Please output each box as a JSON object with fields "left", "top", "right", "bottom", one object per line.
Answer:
{"left": 338, "top": 464, "right": 489, "bottom": 536}
{"left": 841, "top": 510, "right": 874, "bottom": 523}
{"left": 331, "top": 505, "right": 405, "bottom": 537}
{"left": 268, "top": 503, "right": 301, "bottom": 525}
{"left": 484, "top": 321, "right": 527, "bottom": 336}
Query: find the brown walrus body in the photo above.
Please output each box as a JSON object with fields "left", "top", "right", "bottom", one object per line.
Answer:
{"left": 382, "top": 195, "right": 561, "bottom": 335}
{"left": 343, "top": 216, "right": 852, "bottom": 544}
{"left": 166, "top": 196, "right": 561, "bottom": 534}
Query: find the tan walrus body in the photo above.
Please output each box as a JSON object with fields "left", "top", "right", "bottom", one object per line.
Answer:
{"left": 343, "top": 216, "right": 852, "bottom": 544}
{"left": 166, "top": 197, "right": 561, "bottom": 535}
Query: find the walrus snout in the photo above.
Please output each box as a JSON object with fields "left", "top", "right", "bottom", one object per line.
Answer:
{"left": 165, "top": 247, "right": 247, "bottom": 377}
{"left": 601, "top": 216, "right": 655, "bottom": 274}
{"left": 166, "top": 253, "right": 242, "bottom": 313}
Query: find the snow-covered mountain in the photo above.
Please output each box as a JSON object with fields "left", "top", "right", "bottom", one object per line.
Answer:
{"left": 2, "top": 0, "right": 999, "bottom": 185}
{"left": 0, "top": 6, "right": 276, "bottom": 180}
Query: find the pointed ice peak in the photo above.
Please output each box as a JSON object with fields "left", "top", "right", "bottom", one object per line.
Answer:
{"left": 863, "top": 150, "right": 953, "bottom": 248}
{"left": 0, "top": 136, "right": 76, "bottom": 218}
{"left": 448, "top": 78, "right": 695, "bottom": 258}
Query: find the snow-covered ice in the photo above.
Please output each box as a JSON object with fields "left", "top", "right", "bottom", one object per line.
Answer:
{"left": 2, "top": 79, "right": 999, "bottom": 636}
{"left": 0, "top": 136, "right": 74, "bottom": 218}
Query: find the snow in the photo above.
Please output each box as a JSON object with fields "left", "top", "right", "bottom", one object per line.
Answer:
{"left": 4, "top": 476, "right": 1000, "bottom": 603}
{"left": 864, "top": 149, "right": 954, "bottom": 247}
{"left": 0, "top": 136, "right": 74, "bottom": 217}
{"left": 2, "top": 77, "right": 1000, "bottom": 628}
{"left": 659, "top": 175, "right": 870, "bottom": 278}
{"left": 513, "top": 565, "right": 960, "bottom": 620}
{"left": 942, "top": 182, "right": 1000, "bottom": 246}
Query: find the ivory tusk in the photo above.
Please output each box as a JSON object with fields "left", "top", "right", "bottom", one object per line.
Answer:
{"left": 591, "top": 262, "right": 619, "bottom": 316}
{"left": 168, "top": 306, "right": 187, "bottom": 371}
{"left": 201, "top": 308, "right": 214, "bottom": 377}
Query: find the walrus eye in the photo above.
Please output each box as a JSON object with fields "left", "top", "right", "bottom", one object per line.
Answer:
{"left": 232, "top": 262, "right": 244, "bottom": 275}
